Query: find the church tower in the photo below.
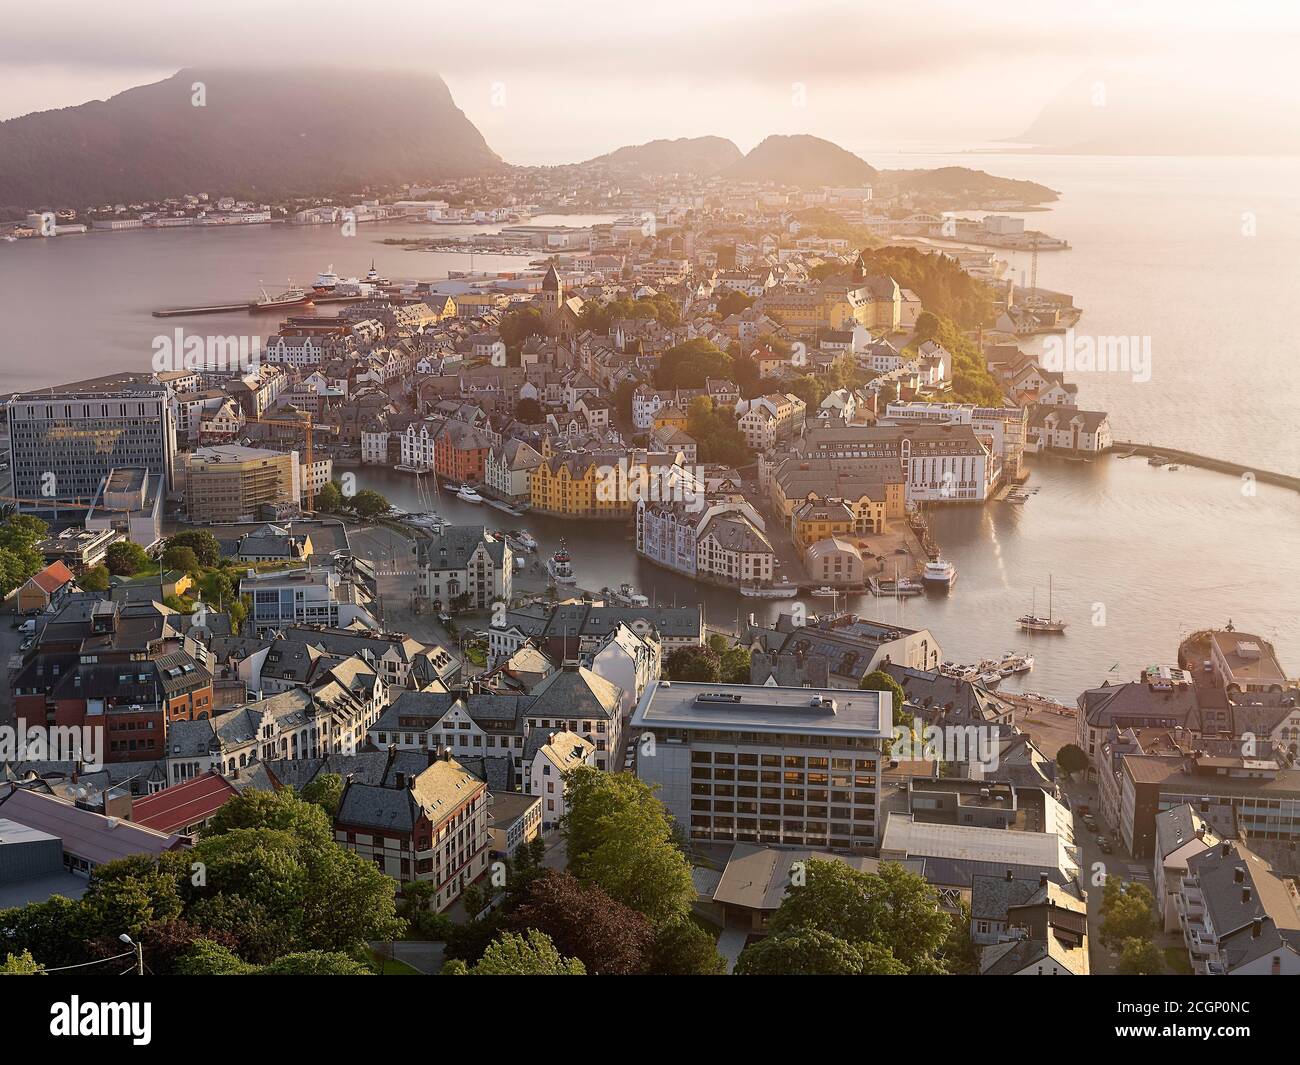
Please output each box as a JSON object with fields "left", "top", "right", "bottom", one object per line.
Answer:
{"left": 538, "top": 261, "right": 563, "bottom": 335}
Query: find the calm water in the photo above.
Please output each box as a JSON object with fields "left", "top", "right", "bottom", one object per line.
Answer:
{"left": 1, "top": 168, "right": 1296, "bottom": 701}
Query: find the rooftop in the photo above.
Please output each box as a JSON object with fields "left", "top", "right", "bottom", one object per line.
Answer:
{"left": 631, "top": 681, "right": 888, "bottom": 738}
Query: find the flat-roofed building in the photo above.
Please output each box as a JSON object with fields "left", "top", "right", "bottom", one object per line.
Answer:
{"left": 180, "top": 444, "right": 299, "bottom": 523}
{"left": 630, "top": 680, "right": 891, "bottom": 853}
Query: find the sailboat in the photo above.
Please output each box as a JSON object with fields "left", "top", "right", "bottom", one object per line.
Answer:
{"left": 1018, "top": 575, "right": 1067, "bottom": 633}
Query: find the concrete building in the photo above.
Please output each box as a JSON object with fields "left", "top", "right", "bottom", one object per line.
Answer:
{"left": 181, "top": 445, "right": 299, "bottom": 523}
{"left": 631, "top": 681, "right": 891, "bottom": 853}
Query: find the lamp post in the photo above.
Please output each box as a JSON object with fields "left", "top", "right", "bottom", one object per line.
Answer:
{"left": 119, "top": 933, "right": 144, "bottom": 975}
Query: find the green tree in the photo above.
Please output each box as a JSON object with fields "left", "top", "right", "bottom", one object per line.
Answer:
{"left": 350, "top": 489, "right": 390, "bottom": 521}
{"left": 767, "top": 859, "right": 952, "bottom": 974}
{"left": 735, "top": 928, "right": 865, "bottom": 975}
{"left": 299, "top": 773, "right": 344, "bottom": 817}
{"left": 1100, "top": 881, "right": 1158, "bottom": 951}
{"left": 1056, "top": 743, "right": 1090, "bottom": 779}
{"left": 315, "top": 481, "right": 344, "bottom": 513}
{"left": 500, "top": 306, "right": 546, "bottom": 348}
{"left": 0, "top": 950, "right": 44, "bottom": 974}
{"left": 655, "top": 338, "right": 733, "bottom": 389}
{"left": 664, "top": 645, "right": 722, "bottom": 682}
{"left": 105, "top": 541, "right": 150, "bottom": 576}
{"left": 465, "top": 930, "right": 586, "bottom": 975}
{"left": 563, "top": 767, "right": 696, "bottom": 925}
{"left": 260, "top": 951, "right": 373, "bottom": 975}
{"left": 174, "top": 939, "right": 259, "bottom": 975}
{"left": 1117, "top": 937, "right": 1165, "bottom": 975}
{"left": 162, "top": 545, "right": 201, "bottom": 575}
{"left": 165, "top": 530, "right": 220, "bottom": 567}
{"left": 79, "top": 564, "right": 111, "bottom": 592}
{"left": 859, "top": 670, "right": 907, "bottom": 739}
{"left": 515, "top": 397, "right": 543, "bottom": 422}
{"left": 645, "top": 917, "right": 728, "bottom": 976}
{"left": 720, "top": 647, "right": 752, "bottom": 684}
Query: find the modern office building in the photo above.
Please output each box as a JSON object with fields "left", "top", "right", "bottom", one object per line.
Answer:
{"left": 630, "top": 680, "right": 890, "bottom": 853}
{"left": 5, "top": 388, "right": 177, "bottom": 509}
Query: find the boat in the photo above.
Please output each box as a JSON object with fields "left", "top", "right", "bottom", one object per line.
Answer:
{"left": 365, "top": 260, "right": 390, "bottom": 286}
{"left": 1146, "top": 454, "right": 1168, "bottom": 466}
{"left": 978, "top": 670, "right": 1004, "bottom": 688}
{"left": 1167, "top": 464, "right": 1180, "bottom": 471}
{"left": 922, "top": 557, "right": 957, "bottom": 588}
{"left": 1018, "top": 576, "right": 1068, "bottom": 633}
{"left": 810, "top": 586, "right": 838, "bottom": 598}
{"left": 870, "top": 576, "right": 923, "bottom": 597}
{"left": 547, "top": 542, "right": 578, "bottom": 585}
{"left": 607, "top": 583, "right": 650, "bottom": 608}
{"left": 455, "top": 484, "right": 483, "bottom": 503}
{"left": 394, "top": 463, "right": 432, "bottom": 474}
{"left": 506, "top": 529, "right": 538, "bottom": 552}
{"left": 740, "top": 584, "right": 800, "bottom": 599}
{"left": 312, "top": 265, "right": 340, "bottom": 292}
{"left": 251, "top": 281, "right": 311, "bottom": 311}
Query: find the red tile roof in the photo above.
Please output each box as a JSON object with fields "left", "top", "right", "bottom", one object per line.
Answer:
{"left": 29, "top": 560, "right": 75, "bottom": 594}
{"left": 130, "top": 772, "right": 239, "bottom": 833}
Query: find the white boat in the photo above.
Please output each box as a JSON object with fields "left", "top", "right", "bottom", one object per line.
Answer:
{"left": 810, "top": 586, "right": 838, "bottom": 598}
{"left": 1018, "top": 576, "right": 1067, "bottom": 633}
{"left": 547, "top": 542, "right": 577, "bottom": 584}
{"left": 394, "top": 463, "right": 432, "bottom": 474}
{"left": 608, "top": 583, "right": 650, "bottom": 607}
{"left": 312, "top": 264, "right": 340, "bottom": 292}
{"left": 455, "top": 484, "right": 483, "bottom": 503}
{"left": 922, "top": 557, "right": 957, "bottom": 588}
{"left": 511, "top": 530, "right": 539, "bottom": 552}
{"left": 978, "top": 670, "right": 1003, "bottom": 687}
{"left": 366, "top": 260, "right": 390, "bottom": 286}
{"left": 739, "top": 584, "right": 799, "bottom": 599}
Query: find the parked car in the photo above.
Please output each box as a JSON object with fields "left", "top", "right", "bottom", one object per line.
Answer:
{"left": 1096, "top": 836, "right": 1113, "bottom": 854}
{"left": 1083, "top": 815, "right": 1098, "bottom": 832}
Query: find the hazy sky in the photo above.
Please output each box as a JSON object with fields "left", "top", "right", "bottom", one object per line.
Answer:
{"left": 3, "top": 0, "right": 1299, "bottom": 163}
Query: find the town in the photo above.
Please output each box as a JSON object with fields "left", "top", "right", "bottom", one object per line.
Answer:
{"left": 1, "top": 153, "right": 1294, "bottom": 984}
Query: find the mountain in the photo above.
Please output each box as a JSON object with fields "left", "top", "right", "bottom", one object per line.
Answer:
{"left": 726, "top": 134, "right": 877, "bottom": 186}
{"left": 0, "top": 67, "right": 503, "bottom": 207}
{"left": 585, "top": 136, "right": 741, "bottom": 174}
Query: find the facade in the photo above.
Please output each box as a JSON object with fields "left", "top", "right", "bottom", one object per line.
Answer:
{"left": 6, "top": 388, "right": 177, "bottom": 507}
{"left": 529, "top": 729, "right": 596, "bottom": 830}
{"left": 181, "top": 445, "right": 299, "bottom": 523}
{"left": 416, "top": 525, "right": 512, "bottom": 609}
{"left": 631, "top": 681, "right": 890, "bottom": 853}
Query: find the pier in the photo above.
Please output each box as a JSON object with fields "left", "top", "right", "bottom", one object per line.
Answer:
{"left": 1109, "top": 442, "right": 1300, "bottom": 491}
{"left": 151, "top": 293, "right": 370, "bottom": 318}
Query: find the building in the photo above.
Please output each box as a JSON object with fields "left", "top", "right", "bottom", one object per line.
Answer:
{"left": 240, "top": 568, "right": 378, "bottom": 634}
{"left": 746, "top": 611, "right": 942, "bottom": 687}
{"left": 1027, "top": 404, "right": 1112, "bottom": 454}
{"left": 83, "top": 467, "right": 163, "bottom": 548}
{"left": 415, "top": 525, "right": 512, "bottom": 610}
{"left": 127, "top": 771, "right": 240, "bottom": 835}
{"left": 884, "top": 401, "right": 1029, "bottom": 482}
{"left": 487, "top": 791, "right": 542, "bottom": 859}
{"left": 180, "top": 445, "right": 299, "bottom": 523}
{"left": 1177, "top": 840, "right": 1300, "bottom": 975}
{"left": 6, "top": 388, "right": 177, "bottom": 508}
{"left": 528, "top": 729, "right": 596, "bottom": 830}
{"left": 524, "top": 664, "right": 623, "bottom": 772}
{"left": 485, "top": 438, "right": 543, "bottom": 504}
{"left": 1153, "top": 804, "right": 1221, "bottom": 932}
{"left": 631, "top": 681, "right": 891, "bottom": 852}
{"left": 334, "top": 751, "right": 490, "bottom": 912}
{"left": 16, "top": 561, "right": 76, "bottom": 614}
{"left": 636, "top": 499, "right": 776, "bottom": 587}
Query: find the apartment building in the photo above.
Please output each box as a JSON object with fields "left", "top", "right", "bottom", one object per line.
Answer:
{"left": 631, "top": 681, "right": 890, "bottom": 853}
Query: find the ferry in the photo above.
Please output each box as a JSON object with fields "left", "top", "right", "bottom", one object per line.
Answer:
{"left": 739, "top": 584, "right": 799, "bottom": 599}
{"left": 312, "top": 265, "right": 340, "bottom": 292}
{"left": 455, "top": 484, "right": 483, "bottom": 503}
{"left": 547, "top": 543, "right": 577, "bottom": 585}
{"left": 251, "top": 282, "right": 312, "bottom": 311}
{"left": 922, "top": 557, "right": 957, "bottom": 588}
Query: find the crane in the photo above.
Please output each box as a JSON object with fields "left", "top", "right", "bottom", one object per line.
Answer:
{"left": 240, "top": 411, "right": 326, "bottom": 510}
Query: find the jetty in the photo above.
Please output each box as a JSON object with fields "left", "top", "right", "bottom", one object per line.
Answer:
{"left": 1109, "top": 442, "right": 1300, "bottom": 491}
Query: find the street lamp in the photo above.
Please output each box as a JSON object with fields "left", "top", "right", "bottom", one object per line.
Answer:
{"left": 119, "top": 933, "right": 144, "bottom": 975}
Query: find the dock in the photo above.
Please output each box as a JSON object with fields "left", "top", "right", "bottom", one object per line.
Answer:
{"left": 152, "top": 293, "right": 370, "bottom": 318}
{"left": 1109, "top": 442, "right": 1300, "bottom": 491}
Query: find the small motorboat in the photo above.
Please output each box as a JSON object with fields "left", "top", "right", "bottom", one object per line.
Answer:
{"left": 455, "top": 484, "right": 483, "bottom": 503}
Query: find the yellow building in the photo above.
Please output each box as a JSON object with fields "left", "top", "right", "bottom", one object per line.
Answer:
{"left": 181, "top": 445, "right": 298, "bottom": 523}
{"left": 759, "top": 256, "right": 901, "bottom": 337}
{"left": 652, "top": 404, "right": 690, "bottom": 433}
{"left": 530, "top": 449, "right": 684, "bottom": 520}
{"left": 769, "top": 457, "right": 905, "bottom": 535}
{"left": 791, "top": 499, "right": 859, "bottom": 549}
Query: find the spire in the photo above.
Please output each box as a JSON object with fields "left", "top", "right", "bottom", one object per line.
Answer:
{"left": 542, "top": 261, "right": 562, "bottom": 292}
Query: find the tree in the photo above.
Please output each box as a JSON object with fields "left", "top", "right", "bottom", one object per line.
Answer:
{"left": 1100, "top": 881, "right": 1158, "bottom": 951}
{"left": 767, "top": 859, "right": 952, "bottom": 974}
{"left": 165, "top": 530, "right": 220, "bottom": 567}
{"left": 350, "top": 489, "right": 390, "bottom": 521}
{"left": 859, "top": 671, "right": 907, "bottom": 750}
{"left": 162, "top": 545, "right": 201, "bottom": 575}
{"left": 299, "top": 773, "right": 344, "bottom": 818}
{"left": 0, "top": 950, "right": 44, "bottom": 974}
{"left": 1117, "top": 937, "right": 1165, "bottom": 975}
{"left": 735, "top": 928, "right": 865, "bottom": 975}
{"left": 0, "top": 515, "right": 48, "bottom": 597}
{"left": 645, "top": 917, "right": 728, "bottom": 976}
{"left": 505, "top": 871, "right": 652, "bottom": 975}
{"left": 719, "top": 647, "right": 752, "bottom": 684}
{"left": 563, "top": 767, "right": 696, "bottom": 925}
{"left": 79, "top": 564, "right": 111, "bottom": 592}
{"left": 664, "top": 645, "right": 722, "bottom": 682}
{"left": 315, "top": 481, "right": 344, "bottom": 513}
{"left": 1056, "top": 743, "right": 1090, "bottom": 779}
{"left": 499, "top": 305, "right": 546, "bottom": 348}
{"left": 260, "top": 951, "right": 372, "bottom": 975}
{"left": 655, "top": 339, "right": 733, "bottom": 389}
{"left": 174, "top": 938, "right": 258, "bottom": 975}
{"left": 105, "top": 541, "right": 150, "bottom": 576}
{"left": 464, "top": 930, "right": 586, "bottom": 975}
{"left": 515, "top": 397, "right": 543, "bottom": 422}
{"left": 715, "top": 288, "right": 755, "bottom": 319}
